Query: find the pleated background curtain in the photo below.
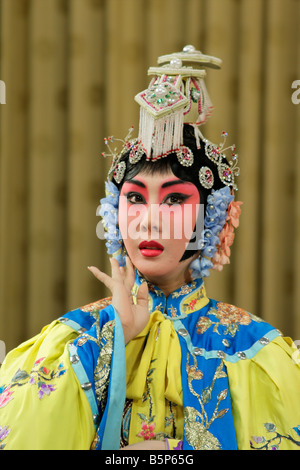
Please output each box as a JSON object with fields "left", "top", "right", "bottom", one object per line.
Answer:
{"left": 0, "top": 0, "right": 299, "bottom": 352}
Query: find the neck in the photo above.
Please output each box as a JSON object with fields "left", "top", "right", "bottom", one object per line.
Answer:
{"left": 144, "top": 269, "right": 193, "bottom": 297}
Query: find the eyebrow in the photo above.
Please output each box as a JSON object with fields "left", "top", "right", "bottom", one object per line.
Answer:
{"left": 161, "top": 179, "right": 188, "bottom": 189}
{"left": 124, "top": 178, "right": 188, "bottom": 189}
{"left": 123, "top": 179, "right": 146, "bottom": 188}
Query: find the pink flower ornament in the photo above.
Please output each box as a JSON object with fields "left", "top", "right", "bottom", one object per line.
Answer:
{"left": 212, "top": 200, "right": 243, "bottom": 272}
{"left": 227, "top": 200, "right": 243, "bottom": 228}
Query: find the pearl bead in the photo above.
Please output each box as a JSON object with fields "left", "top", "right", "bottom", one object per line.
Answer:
{"left": 170, "top": 58, "right": 182, "bottom": 68}
{"left": 154, "top": 85, "right": 167, "bottom": 98}
{"left": 183, "top": 45, "right": 196, "bottom": 53}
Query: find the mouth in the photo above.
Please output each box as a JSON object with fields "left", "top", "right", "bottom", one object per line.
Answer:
{"left": 138, "top": 240, "right": 164, "bottom": 258}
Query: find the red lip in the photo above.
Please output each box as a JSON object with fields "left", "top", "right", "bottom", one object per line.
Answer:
{"left": 139, "top": 241, "right": 164, "bottom": 250}
{"left": 139, "top": 240, "right": 164, "bottom": 258}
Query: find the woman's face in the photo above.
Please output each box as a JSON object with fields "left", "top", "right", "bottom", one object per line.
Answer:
{"left": 119, "top": 168, "right": 201, "bottom": 285}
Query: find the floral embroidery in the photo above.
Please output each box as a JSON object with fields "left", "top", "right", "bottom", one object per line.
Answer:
{"left": 181, "top": 285, "right": 207, "bottom": 316}
{"left": 0, "top": 358, "right": 67, "bottom": 404}
{"left": 120, "top": 399, "right": 132, "bottom": 447}
{"left": 251, "top": 423, "right": 300, "bottom": 450}
{"left": 184, "top": 354, "right": 228, "bottom": 450}
{"left": 94, "top": 320, "right": 115, "bottom": 413}
{"left": 134, "top": 358, "right": 169, "bottom": 442}
{"left": 80, "top": 296, "right": 112, "bottom": 317}
{"left": 188, "top": 299, "right": 197, "bottom": 310}
{"left": 0, "top": 425, "right": 10, "bottom": 449}
{"left": 171, "top": 283, "right": 196, "bottom": 298}
{"left": 0, "top": 387, "right": 13, "bottom": 409}
{"left": 197, "top": 302, "right": 252, "bottom": 337}
{"left": 169, "top": 305, "right": 178, "bottom": 318}
{"left": 137, "top": 420, "right": 156, "bottom": 440}
{"left": 164, "top": 402, "right": 176, "bottom": 432}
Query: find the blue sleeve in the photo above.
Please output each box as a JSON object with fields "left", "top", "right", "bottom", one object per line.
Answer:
{"left": 60, "top": 304, "right": 126, "bottom": 450}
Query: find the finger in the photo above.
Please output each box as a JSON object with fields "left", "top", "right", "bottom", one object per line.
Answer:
{"left": 119, "top": 265, "right": 126, "bottom": 280}
{"left": 124, "top": 256, "right": 135, "bottom": 291}
{"left": 109, "top": 257, "right": 124, "bottom": 282}
{"left": 136, "top": 281, "right": 149, "bottom": 307}
{"left": 87, "top": 266, "right": 114, "bottom": 292}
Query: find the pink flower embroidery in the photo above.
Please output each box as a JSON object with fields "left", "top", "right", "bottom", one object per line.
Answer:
{"left": 189, "top": 299, "right": 197, "bottom": 310}
{"left": 0, "top": 387, "right": 13, "bottom": 409}
{"left": 34, "top": 357, "right": 46, "bottom": 365}
{"left": 137, "top": 421, "right": 156, "bottom": 440}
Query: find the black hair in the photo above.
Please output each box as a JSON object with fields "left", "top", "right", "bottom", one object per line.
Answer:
{"left": 115, "top": 124, "right": 227, "bottom": 261}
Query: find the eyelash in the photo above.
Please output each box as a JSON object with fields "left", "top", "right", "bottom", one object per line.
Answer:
{"left": 125, "top": 192, "right": 145, "bottom": 204}
{"left": 125, "top": 192, "right": 190, "bottom": 206}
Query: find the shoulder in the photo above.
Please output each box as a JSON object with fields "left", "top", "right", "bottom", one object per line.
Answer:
{"left": 58, "top": 296, "right": 113, "bottom": 334}
{"left": 193, "top": 299, "right": 282, "bottom": 363}
{"left": 1, "top": 296, "right": 114, "bottom": 379}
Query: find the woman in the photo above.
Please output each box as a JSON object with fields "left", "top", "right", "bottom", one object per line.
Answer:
{"left": 1, "top": 46, "right": 300, "bottom": 450}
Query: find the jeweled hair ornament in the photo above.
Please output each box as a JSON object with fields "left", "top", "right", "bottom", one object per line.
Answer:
{"left": 135, "top": 45, "right": 221, "bottom": 160}
{"left": 101, "top": 45, "right": 239, "bottom": 192}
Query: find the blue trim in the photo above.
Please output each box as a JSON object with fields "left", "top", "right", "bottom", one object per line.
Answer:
{"left": 162, "top": 312, "right": 188, "bottom": 321}
{"left": 59, "top": 318, "right": 83, "bottom": 332}
{"left": 68, "top": 343, "right": 99, "bottom": 429}
{"left": 173, "top": 324, "right": 281, "bottom": 363}
{"left": 101, "top": 310, "right": 126, "bottom": 450}
{"left": 223, "top": 328, "right": 281, "bottom": 363}
{"left": 173, "top": 319, "right": 195, "bottom": 355}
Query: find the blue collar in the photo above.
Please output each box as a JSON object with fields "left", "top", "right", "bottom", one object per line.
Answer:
{"left": 132, "top": 270, "right": 210, "bottom": 320}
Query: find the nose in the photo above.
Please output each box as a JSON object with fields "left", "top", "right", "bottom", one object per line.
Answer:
{"left": 140, "top": 203, "right": 161, "bottom": 236}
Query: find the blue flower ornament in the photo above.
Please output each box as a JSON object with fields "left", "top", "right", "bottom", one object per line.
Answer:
{"left": 99, "top": 180, "right": 126, "bottom": 267}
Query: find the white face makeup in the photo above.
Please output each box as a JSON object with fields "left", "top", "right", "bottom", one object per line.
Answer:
{"left": 118, "top": 169, "right": 201, "bottom": 286}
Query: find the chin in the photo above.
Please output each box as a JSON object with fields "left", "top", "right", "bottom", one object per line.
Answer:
{"left": 131, "top": 252, "right": 182, "bottom": 282}
{"left": 135, "top": 260, "right": 170, "bottom": 280}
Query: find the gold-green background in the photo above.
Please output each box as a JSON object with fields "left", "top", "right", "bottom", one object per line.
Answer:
{"left": 0, "top": 0, "right": 299, "bottom": 352}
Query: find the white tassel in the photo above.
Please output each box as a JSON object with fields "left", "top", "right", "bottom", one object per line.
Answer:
{"left": 197, "top": 78, "right": 214, "bottom": 125}
{"left": 138, "top": 107, "right": 184, "bottom": 160}
{"left": 192, "top": 125, "right": 202, "bottom": 149}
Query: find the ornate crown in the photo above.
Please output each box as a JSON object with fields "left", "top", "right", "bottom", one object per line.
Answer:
{"left": 101, "top": 45, "right": 239, "bottom": 191}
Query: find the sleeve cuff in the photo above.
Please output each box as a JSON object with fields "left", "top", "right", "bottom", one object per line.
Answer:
{"left": 165, "top": 439, "right": 183, "bottom": 450}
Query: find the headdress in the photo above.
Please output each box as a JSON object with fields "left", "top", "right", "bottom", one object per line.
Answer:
{"left": 99, "top": 45, "right": 242, "bottom": 277}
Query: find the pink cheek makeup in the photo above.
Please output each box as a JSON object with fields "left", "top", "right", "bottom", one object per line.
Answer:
{"left": 119, "top": 178, "right": 200, "bottom": 256}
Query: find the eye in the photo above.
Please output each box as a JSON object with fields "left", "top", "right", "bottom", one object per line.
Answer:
{"left": 162, "top": 193, "right": 190, "bottom": 206}
{"left": 125, "top": 192, "right": 146, "bottom": 204}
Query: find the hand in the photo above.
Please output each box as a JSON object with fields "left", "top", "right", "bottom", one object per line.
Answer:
{"left": 120, "top": 440, "right": 167, "bottom": 450}
{"left": 88, "top": 257, "right": 149, "bottom": 344}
